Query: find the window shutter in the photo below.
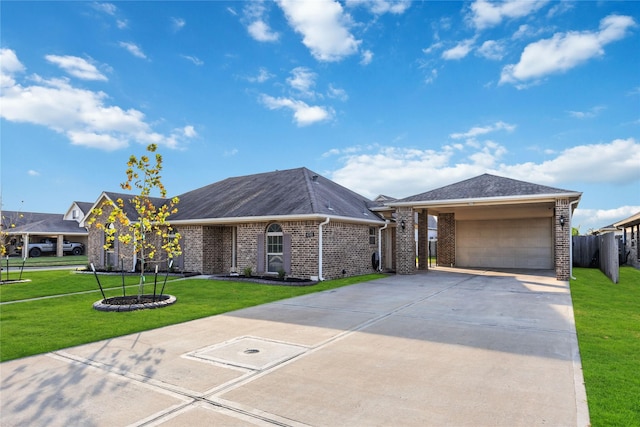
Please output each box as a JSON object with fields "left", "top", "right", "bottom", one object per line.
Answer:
{"left": 256, "top": 233, "right": 265, "bottom": 273}
{"left": 283, "top": 233, "right": 292, "bottom": 274}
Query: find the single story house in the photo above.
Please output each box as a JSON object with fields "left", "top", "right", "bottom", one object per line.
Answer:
{"left": 614, "top": 211, "right": 640, "bottom": 269}
{"left": 84, "top": 169, "right": 581, "bottom": 281}
{"left": 1, "top": 201, "right": 91, "bottom": 258}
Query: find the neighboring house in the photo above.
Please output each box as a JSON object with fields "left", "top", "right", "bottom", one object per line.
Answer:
{"left": 1, "top": 201, "right": 90, "bottom": 257}
{"left": 84, "top": 170, "right": 580, "bottom": 281}
{"left": 590, "top": 223, "right": 622, "bottom": 236}
{"left": 614, "top": 211, "right": 640, "bottom": 269}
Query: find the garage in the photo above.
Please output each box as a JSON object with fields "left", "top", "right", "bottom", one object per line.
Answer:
{"left": 456, "top": 218, "right": 553, "bottom": 269}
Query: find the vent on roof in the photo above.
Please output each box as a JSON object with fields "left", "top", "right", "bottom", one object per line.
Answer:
{"left": 312, "top": 175, "right": 318, "bottom": 182}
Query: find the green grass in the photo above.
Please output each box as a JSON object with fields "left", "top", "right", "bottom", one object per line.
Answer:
{"left": 571, "top": 267, "right": 640, "bottom": 427}
{"left": 0, "top": 270, "right": 384, "bottom": 362}
{"left": 2, "top": 255, "right": 88, "bottom": 268}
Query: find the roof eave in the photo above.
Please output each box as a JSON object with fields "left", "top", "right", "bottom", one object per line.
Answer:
{"left": 170, "top": 213, "right": 385, "bottom": 226}
{"left": 614, "top": 211, "right": 640, "bottom": 228}
{"left": 387, "top": 192, "right": 583, "bottom": 209}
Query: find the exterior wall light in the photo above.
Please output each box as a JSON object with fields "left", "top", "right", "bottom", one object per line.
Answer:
{"left": 401, "top": 219, "right": 406, "bottom": 230}
{"left": 559, "top": 215, "right": 566, "bottom": 227}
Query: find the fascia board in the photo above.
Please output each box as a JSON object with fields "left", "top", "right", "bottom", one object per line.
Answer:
{"left": 79, "top": 192, "right": 119, "bottom": 227}
{"left": 169, "top": 213, "right": 385, "bottom": 226}
{"left": 614, "top": 211, "right": 640, "bottom": 228}
{"left": 387, "top": 192, "right": 583, "bottom": 208}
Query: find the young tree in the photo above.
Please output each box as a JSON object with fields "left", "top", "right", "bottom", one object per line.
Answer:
{"left": 89, "top": 144, "right": 181, "bottom": 300}
{"left": 0, "top": 208, "right": 24, "bottom": 257}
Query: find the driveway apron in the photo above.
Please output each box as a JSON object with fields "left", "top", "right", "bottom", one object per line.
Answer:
{"left": 0, "top": 268, "right": 589, "bottom": 426}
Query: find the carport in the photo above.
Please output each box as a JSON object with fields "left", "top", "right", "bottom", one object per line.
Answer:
{"left": 388, "top": 174, "right": 581, "bottom": 280}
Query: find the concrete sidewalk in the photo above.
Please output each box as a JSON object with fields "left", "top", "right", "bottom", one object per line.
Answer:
{"left": 0, "top": 268, "right": 589, "bottom": 426}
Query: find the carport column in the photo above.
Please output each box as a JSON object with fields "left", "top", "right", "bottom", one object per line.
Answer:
{"left": 56, "top": 234, "right": 64, "bottom": 257}
{"left": 437, "top": 213, "right": 455, "bottom": 267}
{"left": 396, "top": 207, "right": 416, "bottom": 274}
{"left": 555, "top": 199, "right": 571, "bottom": 281}
{"left": 417, "top": 209, "right": 429, "bottom": 271}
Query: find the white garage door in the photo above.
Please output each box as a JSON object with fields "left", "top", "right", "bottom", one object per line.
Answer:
{"left": 456, "top": 218, "right": 552, "bottom": 269}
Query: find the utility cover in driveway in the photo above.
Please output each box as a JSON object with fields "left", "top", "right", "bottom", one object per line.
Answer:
{"left": 186, "top": 336, "right": 308, "bottom": 370}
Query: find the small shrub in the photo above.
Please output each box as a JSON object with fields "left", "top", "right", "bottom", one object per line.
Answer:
{"left": 278, "top": 269, "right": 286, "bottom": 280}
{"left": 243, "top": 266, "right": 252, "bottom": 277}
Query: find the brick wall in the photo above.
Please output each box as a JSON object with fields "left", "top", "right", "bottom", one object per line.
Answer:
{"left": 321, "top": 222, "right": 379, "bottom": 279}
{"left": 555, "top": 199, "right": 571, "bottom": 281}
{"left": 417, "top": 209, "right": 429, "bottom": 270}
{"left": 395, "top": 206, "right": 415, "bottom": 275}
{"left": 437, "top": 213, "right": 455, "bottom": 266}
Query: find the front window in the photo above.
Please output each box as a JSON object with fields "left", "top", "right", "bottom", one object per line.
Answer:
{"left": 369, "top": 227, "right": 376, "bottom": 245}
{"left": 267, "top": 223, "right": 283, "bottom": 273}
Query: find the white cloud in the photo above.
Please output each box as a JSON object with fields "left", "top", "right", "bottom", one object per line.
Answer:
{"left": 573, "top": 206, "right": 640, "bottom": 232}
{"left": 500, "top": 14, "right": 636, "bottom": 85}
{"left": 0, "top": 48, "right": 25, "bottom": 87}
{"left": 327, "top": 138, "right": 639, "bottom": 200}
{"left": 277, "top": 0, "right": 361, "bottom": 62}
{"left": 467, "top": 0, "right": 549, "bottom": 30}
{"left": 45, "top": 55, "right": 107, "bottom": 81}
{"left": 345, "top": 0, "right": 411, "bottom": 15}
{"left": 0, "top": 49, "right": 196, "bottom": 151}
{"left": 287, "top": 66, "right": 317, "bottom": 96}
{"left": 442, "top": 38, "right": 475, "bottom": 60}
{"left": 567, "top": 105, "right": 605, "bottom": 119}
{"left": 247, "top": 67, "right": 273, "bottom": 83}
{"left": 360, "top": 49, "right": 373, "bottom": 65}
{"left": 477, "top": 40, "right": 505, "bottom": 60}
{"left": 450, "top": 121, "right": 516, "bottom": 140}
{"left": 260, "top": 94, "right": 333, "bottom": 126}
{"left": 119, "top": 42, "right": 147, "bottom": 59}
{"left": 327, "top": 84, "right": 348, "bottom": 101}
{"left": 243, "top": 1, "right": 280, "bottom": 42}
{"left": 181, "top": 55, "right": 203, "bottom": 66}
{"left": 93, "top": 3, "right": 127, "bottom": 29}
{"left": 248, "top": 20, "right": 280, "bottom": 42}
{"left": 497, "top": 138, "right": 640, "bottom": 185}
{"left": 93, "top": 2, "right": 117, "bottom": 16}
{"left": 172, "top": 17, "right": 186, "bottom": 31}
{"left": 27, "top": 170, "right": 40, "bottom": 177}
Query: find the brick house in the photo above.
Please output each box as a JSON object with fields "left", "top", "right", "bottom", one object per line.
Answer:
{"left": 85, "top": 168, "right": 388, "bottom": 280}
{"left": 84, "top": 170, "right": 580, "bottom": 281}
{"left": 378, "top": 174, "right": 582, "bottom": 281}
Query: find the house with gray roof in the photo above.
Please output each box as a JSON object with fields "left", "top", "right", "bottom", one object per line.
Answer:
{"left": 2, "top": 201, "right": 90, "bottom": 257}
{"left": 84, "top": 170, "right": 581, "bottom": 281}
{"left": 384, "top": 174, "right": 582, "bottom": 280}
{"left": 85, "top": 168, "right": 387, "bottom": 280}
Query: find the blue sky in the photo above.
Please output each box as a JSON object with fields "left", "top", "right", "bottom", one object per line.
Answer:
{"left": 1, "top": 0, "right": 639, "bottom": 233}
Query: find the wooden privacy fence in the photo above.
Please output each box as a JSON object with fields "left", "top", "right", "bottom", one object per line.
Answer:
{"left": 572, "top": 233, "right": 619, "bottom": 283}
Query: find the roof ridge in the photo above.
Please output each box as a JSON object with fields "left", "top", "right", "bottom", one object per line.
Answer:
{"left": 301, "top": 168, "right": 320, "bottom": 213}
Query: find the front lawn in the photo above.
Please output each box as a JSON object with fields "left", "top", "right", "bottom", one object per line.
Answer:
{"left": 571, "top": 267, "right": 640, "bottom": 426}
{"left": 0, "top": 270, "right": 384, "bottom": 362}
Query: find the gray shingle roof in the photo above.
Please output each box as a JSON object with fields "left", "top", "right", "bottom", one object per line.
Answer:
{"left": 170, "top": 167, "right": 382, "bottom": 222}
{"left": 2, "top": 211, "right": 87, "bottom": 235}
{"left": 397, "top": 174, "right": 580, "bottom": 203}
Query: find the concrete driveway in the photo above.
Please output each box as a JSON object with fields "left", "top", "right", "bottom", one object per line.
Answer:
{"left": 0, "top": 268, "right": 589, "bottom": 426}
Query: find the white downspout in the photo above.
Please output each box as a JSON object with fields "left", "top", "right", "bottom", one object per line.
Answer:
{"left": 569, "top": 199, "right": 580, "bottom": 280}
{"left": 378, "top": 220, "right": 389, "bottom": 272}
{"left": 231, "top": 226, "right": 237, "bottom": 273}
{"left": 318, "top": 217, "right": 330, "bottom": 281}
